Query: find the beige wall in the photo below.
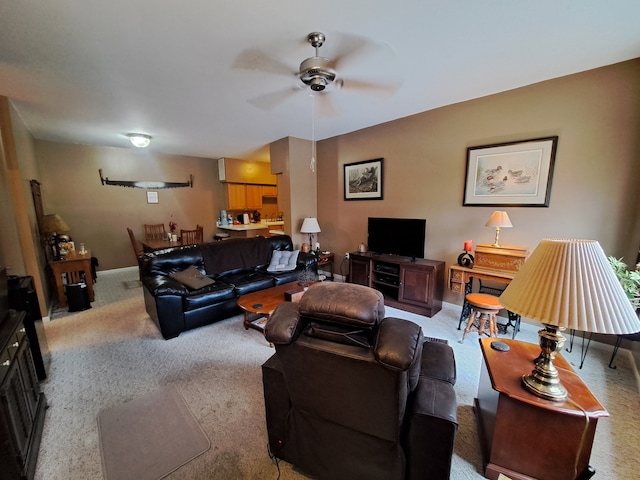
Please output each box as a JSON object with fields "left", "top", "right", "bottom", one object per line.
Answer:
{"left": 270, "top": 136, "right": 317, "bottom": 248}
{"left": 316, "top": 59, "right": 640, "bottom": 305}
{"left": 0, "top": 97, "right": 50, "bottom": 316}
{"left": 35, "top": 142, "right": 221, "bottom": 270}
{"left": 5, "top": 58, "right": 640, "bottom": 321}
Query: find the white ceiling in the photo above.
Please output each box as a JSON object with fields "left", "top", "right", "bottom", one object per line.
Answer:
{"left": 1, "top": 1, "right": 639, "bottom": 160}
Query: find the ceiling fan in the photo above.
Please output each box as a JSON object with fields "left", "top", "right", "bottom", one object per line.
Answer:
{"left": 233, "top": 31, "right": 401, "bottom": 114}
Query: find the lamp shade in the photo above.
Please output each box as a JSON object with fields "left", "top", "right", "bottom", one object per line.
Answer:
{"left": 127, "top": 133, "right": 151, "bottom": 148}
{"left": 485, "top": 211, "right": 513, "bottom": 228}
{"left": 40, "top": 214, "right": 70, "bottom": 234}
{"left": 300, "top": 217, "right": 321, "bottom": 234}
{"left": 500, "top": 239, "right": 640, "bottom": 335}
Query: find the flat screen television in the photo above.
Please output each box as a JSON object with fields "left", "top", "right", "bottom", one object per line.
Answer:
{"left": 367, "top": 218, "right": 426, "bottom": 259}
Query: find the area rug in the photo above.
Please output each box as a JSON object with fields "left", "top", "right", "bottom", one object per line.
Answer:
{"left": 97, "top": 385, "right": 210, "bottom": 480}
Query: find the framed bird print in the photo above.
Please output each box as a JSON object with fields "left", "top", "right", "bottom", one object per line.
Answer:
{"left": 463, "top": 136, "right": 558, "bottom": 207}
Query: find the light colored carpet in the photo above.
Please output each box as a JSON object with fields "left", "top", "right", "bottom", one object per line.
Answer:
{"left": 97, "top": 385, "right": 210, "bottom": 480}
{"left": 35, "top": 267, "right": 640, "bottom": 479}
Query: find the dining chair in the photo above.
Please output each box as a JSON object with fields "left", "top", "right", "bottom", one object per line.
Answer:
{"left": 127, "top": 228, "right": 145, "bottom": 279}
{"left": 180, "top": 227, "right": 203, "bottom": 245}
{"left": 144, "top": 223, "right": 166, "bottom": 240}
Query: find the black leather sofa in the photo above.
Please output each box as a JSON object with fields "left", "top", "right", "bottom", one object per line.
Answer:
{"left": 141, "top": 235, "right": 318, "bottom": 339}
{"left": 262, "top": 282, "right": 458, "bottom": 480}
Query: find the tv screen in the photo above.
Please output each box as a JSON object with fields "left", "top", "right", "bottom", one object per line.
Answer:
{"left": 367, "top": 218, "right": 426, "bottom": 259}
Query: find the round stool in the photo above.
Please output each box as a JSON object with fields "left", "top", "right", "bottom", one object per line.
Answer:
{"left": 460, "top": 293, "right": 501, "bottom": 343}
{"left": 214, "top": 232, "right": 230, "bottom": 241}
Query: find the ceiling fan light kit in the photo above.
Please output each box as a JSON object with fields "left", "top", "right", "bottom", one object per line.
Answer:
{"left": 299, "top": 32, "right": 337, "bottom": 92}
{"left": 127, "top": 133, "right": 152, "bottom": 148}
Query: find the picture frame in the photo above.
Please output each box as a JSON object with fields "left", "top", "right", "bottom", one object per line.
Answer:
{"left": 344, "top": 158, "right": 384, "bottom": 201}
{"left": 146, "top": 191, "right": 159, "bottom": 204}
{"left": 463, "top": 136, "right": 558, "bottom": 207}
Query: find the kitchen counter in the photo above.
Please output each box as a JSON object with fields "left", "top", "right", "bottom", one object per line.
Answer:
{"left": 217, "top": 221, "right": 285, "bottom": 239}
{"left": 218, "top": 223, "right": 269, "bottom": 231}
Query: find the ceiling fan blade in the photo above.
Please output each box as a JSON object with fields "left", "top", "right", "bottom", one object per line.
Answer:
{"left": 330, "top": 32, "right": 395, "bottom": 71}
{"left": 248, "top": 87, "right": 300, "bottom": 111}
{"left": 339, "top": 78, "right": 403, "bottom": 98}
{"left": 233, "top": 48, "right": 296, "bottom": 77}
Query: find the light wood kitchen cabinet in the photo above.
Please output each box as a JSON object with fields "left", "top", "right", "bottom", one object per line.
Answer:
{"left": 261, "top": 185, "right": 278, "bottom": 197}
{"left": 224, "top": 183, "right": 263, "bottom": 210}
{"left": 245, "top": 185, "right": 263, "bottom": 209}
{"left": 225, "top": 184, "right": 247, "bottom": 210}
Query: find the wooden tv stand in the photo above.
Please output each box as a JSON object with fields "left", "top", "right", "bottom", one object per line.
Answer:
{"left": 348, "top": 252, "right": 444, "bottom": 317}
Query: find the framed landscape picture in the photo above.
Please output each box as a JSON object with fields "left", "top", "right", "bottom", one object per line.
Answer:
{"left": 463, "top": 136, "right": 558, "bottom": 207}
{"left": 344, "top": 158, "right": 384, "bottom": 201}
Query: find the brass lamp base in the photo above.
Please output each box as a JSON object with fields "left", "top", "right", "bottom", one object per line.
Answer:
{"left": 491, "top": 227, "right": 501, "bottom": 248}
{"left": 522, "top": 324, "right": 568, "bottom": 401}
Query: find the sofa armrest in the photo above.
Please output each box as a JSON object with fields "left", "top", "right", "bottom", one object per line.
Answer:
{"left": 297, "top": 251, "right": 319, "bottom": 271}
{"left": 142, "top": 274, "right": 189, "bottom": 296}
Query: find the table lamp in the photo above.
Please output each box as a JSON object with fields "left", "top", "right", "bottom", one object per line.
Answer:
{"left": 499, "top": 239, "right": 640, "bottom": 401}
{"left": 40, "top": 214, "right": 71, "bottom": 259}
{"left": 485, "top": 211, "right": 512, "bottom": 247}
{"left": 300, "top": 217, "right": 321, "bottom": 249}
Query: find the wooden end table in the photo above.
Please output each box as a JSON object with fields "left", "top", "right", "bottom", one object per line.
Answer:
{"left": 237, "top": 281, "right": 307, "bottom": 332}
{"left": 475, "top": 338, "right": 608, "bottom": 480}
{"left": 317, "top": 252, "right": 335, "bottom": 281}
{"left": 48, "top": 249, "right": 94, "bottom": 308}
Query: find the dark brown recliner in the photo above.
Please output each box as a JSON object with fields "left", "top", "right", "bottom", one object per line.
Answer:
{"left": 262, "top": 282, "right": 458, "bottom": 480}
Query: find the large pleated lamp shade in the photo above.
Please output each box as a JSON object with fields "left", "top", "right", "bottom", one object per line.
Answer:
{"left": 40, "top": 214, "right": 70, "bottom": 234}
{"left": 500, "top": 238, "right": 640, "bottom": 401}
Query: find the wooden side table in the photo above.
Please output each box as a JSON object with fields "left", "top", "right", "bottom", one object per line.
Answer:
{"left": 48, "top": 249, "right": 95, "bottom": 308}
{"left": 317, "top": 252, "right": 335, "bottom": 280}
{"left": 475, "top": 338, "right": 608, "bottom": 480}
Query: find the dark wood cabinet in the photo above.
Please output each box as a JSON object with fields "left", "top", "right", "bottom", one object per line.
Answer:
{"left": 348, "top": 254, "right": 371, "bottom": 286}
{"left": 0, "top": 311, "right": 47, "bottom": 480}
{"left": 348, "top": 253, "right": 444, "bottom": 317}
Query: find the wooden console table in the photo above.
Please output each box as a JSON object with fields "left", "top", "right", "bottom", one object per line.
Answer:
{"left": 348, "top": 252, "right": 444, "bottom": 317}
{"left": 475, "top": 338, "right": 608, "bottom": 480}
{"left": 449, "top": 244, "right": 528, "bottom": 336}
{"left": 48, "top": 249, "right": 94, "bottom": 308}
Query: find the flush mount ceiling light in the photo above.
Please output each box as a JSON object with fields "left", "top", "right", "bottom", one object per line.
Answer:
{"left": 127, "top": 133, "right": 152, "bottom": 148}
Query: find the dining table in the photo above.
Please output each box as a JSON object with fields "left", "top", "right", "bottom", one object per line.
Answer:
{"left": 142, "top": 238, "right": 187, "bottom": 252}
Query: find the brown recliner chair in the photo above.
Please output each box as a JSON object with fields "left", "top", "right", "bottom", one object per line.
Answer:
{"left": 262, "top": 282, "right": 458, "bottom": 480}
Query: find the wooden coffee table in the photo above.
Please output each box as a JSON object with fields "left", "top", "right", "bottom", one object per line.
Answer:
{"left": 237, "top": 281, "right": 307, "bottom": 332}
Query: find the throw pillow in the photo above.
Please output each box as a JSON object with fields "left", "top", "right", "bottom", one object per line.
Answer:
{"left": 267, "top": 250, "right": 299, "bottom": 273}
{"left": 170, "top": 266, "right": 215, "bottom": 290}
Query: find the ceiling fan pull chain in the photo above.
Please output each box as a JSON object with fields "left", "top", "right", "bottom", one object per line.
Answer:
{"left": 310, "top": 94, "right": 316, "bottom": 173}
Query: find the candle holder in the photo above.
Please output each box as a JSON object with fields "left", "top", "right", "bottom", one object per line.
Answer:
{"left": 457, "top": 251, "right": 474, "bottom": 267}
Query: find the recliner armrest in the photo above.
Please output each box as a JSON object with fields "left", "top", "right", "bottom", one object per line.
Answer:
{"left": 264, "top": 302, "right": 303, "bottom": 344}
{"left": 374, "top": 317, "right": 423, "bottom": 371}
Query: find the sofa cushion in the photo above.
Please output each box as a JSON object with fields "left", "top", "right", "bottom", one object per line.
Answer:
{"left": 200, "top": 237, "right": 274, "bottom": 274}
{"left": 183, "top": 281, "right": 236, "bottom": 311}
{"left": 170, "top": 266, "right": 215, "bottom": 290}
{"left": 267, "top": 250, "right": 300, "bottom": 272}
{"left": 221, "top": 270, "right": 275, "bottom": 296}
